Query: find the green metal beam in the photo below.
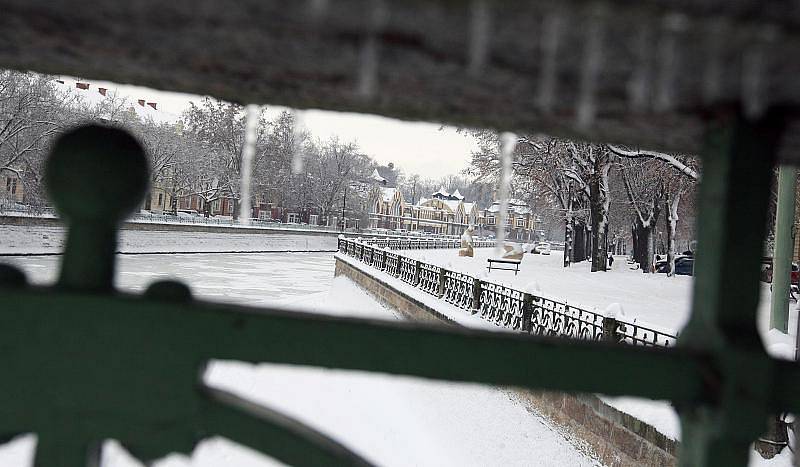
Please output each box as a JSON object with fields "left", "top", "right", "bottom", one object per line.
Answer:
{"left": 677, "top": 109, "right": 786, "bottom": 466}
{"left": 770, "top": 165, "right": 797, "bottom": 332}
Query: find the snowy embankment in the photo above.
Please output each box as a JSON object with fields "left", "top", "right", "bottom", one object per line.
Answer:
{"left": 394, "top": 248, "right": 796, "bottom": 466}
{"left": 0, "top": 254, "right": 598, "bottom": 467}
{"left": 0, "top": 225, "right": 337, "bottom": 255}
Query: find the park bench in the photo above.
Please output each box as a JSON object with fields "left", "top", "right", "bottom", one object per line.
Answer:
{"left": 487, "top": 258, "right": 521, "bottom": 275}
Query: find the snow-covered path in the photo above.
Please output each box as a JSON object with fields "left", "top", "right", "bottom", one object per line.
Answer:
{"left": 0, "top": 253, "right": 598, "bottom": 467}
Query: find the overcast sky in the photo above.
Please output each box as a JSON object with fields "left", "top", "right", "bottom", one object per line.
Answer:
{"left": 84, "top": 78, "right": 479, "bottom": 177}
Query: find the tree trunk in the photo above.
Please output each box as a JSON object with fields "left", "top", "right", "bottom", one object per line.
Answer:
{"left": 665, "top": 190, "right": 682, "bottom": 276}
{"left": 564, "top": 214, "right": 573, "bottom": 267}
{"left": 589, "top": 176, "right": 608, "bottom": 272}
{"left": 634, "top": 223, "right": 655, "bottom": 272}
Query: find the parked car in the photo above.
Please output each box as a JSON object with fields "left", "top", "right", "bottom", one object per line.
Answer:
{"left": 533, "top": 242, "right": 551, "bottom": 255}
{"left": 654, "top": 256, "right": 694, "bottom": 275}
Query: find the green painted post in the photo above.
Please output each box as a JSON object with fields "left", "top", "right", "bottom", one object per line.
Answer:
{"left": 677, "top": 109, "right": 786, "bottom": 467}
{"left": 770, "top": 165, "right": 797, "bottom": 333}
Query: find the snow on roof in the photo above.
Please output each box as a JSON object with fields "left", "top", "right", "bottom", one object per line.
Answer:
{"left": 486, "top": 200, "right": 531, "bottom": 214}
{"left": 432, "top": 186, "right": 449, "bottom": 197}
{"left": 451, "top": 189, "right": 464, "bottom": 200}
{"left": 371, "top": 168, "right": 387, "bottom": 183}
{"left": 443, "top": 200, "right": 462, "bottom": 212}
{"left": 55, "top": 77, "right": 179, "bottom": 124}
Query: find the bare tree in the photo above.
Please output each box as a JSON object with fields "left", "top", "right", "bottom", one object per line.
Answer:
{"left": 620, "top": 158, "right": 663, "bottom": 272}
{"left": 0, "top": 71, "right": 81, "bottom": 205}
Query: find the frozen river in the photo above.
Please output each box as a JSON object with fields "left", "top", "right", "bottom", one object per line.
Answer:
{"left": 2, "top": 252, "right": 336, "bottom": 307}
{"left": 0, "top": 252, "right": 599, "bottom": 467}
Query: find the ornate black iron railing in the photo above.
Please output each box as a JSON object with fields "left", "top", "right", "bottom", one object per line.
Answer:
{"left": 338, "top": 237, "right": 678, "bottom": 347}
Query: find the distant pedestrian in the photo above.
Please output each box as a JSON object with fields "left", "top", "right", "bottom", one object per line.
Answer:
{"left": 607, "top": 252, "right": 614, "bottom": 267}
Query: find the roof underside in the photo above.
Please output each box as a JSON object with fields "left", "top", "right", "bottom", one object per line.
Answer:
{"left": 2, "top": 0, "right": 799, "bottom": 161}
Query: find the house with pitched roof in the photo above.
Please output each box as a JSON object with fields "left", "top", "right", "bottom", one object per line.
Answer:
{"left": 483, "top": 199, "right": 538, "bottom": 241}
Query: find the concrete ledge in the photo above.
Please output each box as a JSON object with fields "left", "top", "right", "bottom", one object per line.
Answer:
{"left": 335, "top": 255, "right": 677, "bottom": 467}
{"left": 0, "top": 215, "right": 341, "bottom": 236}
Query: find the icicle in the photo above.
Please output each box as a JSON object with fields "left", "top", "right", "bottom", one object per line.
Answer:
{"left": 356, "top": 0, "right": 387, "bottom": 99}
{"left": 468, "top": 0, "right": 491, "bottom": 77}
{"left": 537, "top": 11, "right": 563, "bottom": 113}
{"left": 291, "top": 110, "right": 306, "bottom": 174}
{"left": 654, "top": 13, "right": 687, "bottom": 113}
{"left": 742, "top": 25, "right": 777, "bottom": 119}
{"left": 495, "top": 132, "right": 517, "bottom": 255}
{"left": 627, "top": 25, "right": 653, "bottom": 113}
{"left": 238, "top": 104, "right": 259, "bottom": 226}
{"left": 575, "top": 6, "right": 605, "bottom": 130}
{"left": 701, "top": 19, "right": 726, "bottom": 105}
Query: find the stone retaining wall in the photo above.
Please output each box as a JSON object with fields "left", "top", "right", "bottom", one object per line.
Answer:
{"left": 335, "top": 255, "right": 678, "bottom": 467}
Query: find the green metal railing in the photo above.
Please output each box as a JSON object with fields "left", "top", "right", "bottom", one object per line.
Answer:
{"left": 0, "top": 112, "right": 797, "bottom": 466}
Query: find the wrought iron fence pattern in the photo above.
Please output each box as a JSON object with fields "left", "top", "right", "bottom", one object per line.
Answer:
{"left": 399, "top": 257, "right": 417, "bottom": 285}
{"left": 338, "top": 238, "right": 677, "bottom": 348}
{"left": 385, "top": 252, "right": 400, "bottom": 277}
{"left": 418, "top": 263, "right": 442, "bottom": 296}
{"left": 479, "top": 281, "right": 526, "bottom": 330}
{"left": 443, "top": 270, "right": 474, "bottom": 310}
{"left": 531, "top": 297, "right": 604, "bottom": 341}
{"left": 619, "top": 322, "right": 677, "bottom": 347}
{"left": 363, "top": 246, "right": 374, "bottom": 267}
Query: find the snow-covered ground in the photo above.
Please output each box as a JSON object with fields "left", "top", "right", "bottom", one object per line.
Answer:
{"left": 393, "top": 248, "right": 796, "bottom": 466}
{"left": 398, "top": 248, "right": 796, "bottom": 354}
{"left": 0, "top": 253, "right": 599, "bottom": 467}
{"left": 0, "top": 225, "right": 337, "bottom": 255}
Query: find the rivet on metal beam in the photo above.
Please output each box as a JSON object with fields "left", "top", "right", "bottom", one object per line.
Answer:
{"left": 575, "top": 6, "right": 606, "bottom": 130}
{"left": 654, "top": 13, "right": 688, "bottom": 113}
{"left": 742, "top": 25, "right": 778, "bottom": 119}
{"left": 537, "top": 10, "right": 564, "bottom": 113}
{"left": 356, "top": 0, "right": 387, "bottom": 100}
{"left": 468, "top": 0, "right": 492, "bottom": 77}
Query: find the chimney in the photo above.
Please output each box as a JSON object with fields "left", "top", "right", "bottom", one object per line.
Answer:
{"left": 137, "top": 99, "right": 145, "bottom": 106}
{"left": 76, "top": 82, "right": 89, "bottom": 90}
{"left": 98, "top": 87, "right": 107, "bottom": 96}
{"left": 146, "top": 102, "right": 157, "bottom": 110}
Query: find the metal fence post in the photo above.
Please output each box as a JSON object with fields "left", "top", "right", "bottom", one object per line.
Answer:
{"left": 471, "top": 277, "right": 482, "bottom": 314}
{"left": 437, "top": 268, "right": 447, "bottom": 298}
{"left": 602, "top": 316, "right": 619, "bottom": 343}
{"left": 414, "top": 260, "right": 421, "bottom": 286}
{"left": 521, "top": 293, "right": 533, "bottom": 333}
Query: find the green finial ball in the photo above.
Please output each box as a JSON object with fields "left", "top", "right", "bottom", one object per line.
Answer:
{"left": 45, "top": 125, "right": 150, "bottom": 223}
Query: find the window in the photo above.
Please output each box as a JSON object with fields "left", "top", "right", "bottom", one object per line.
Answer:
{"left": 157, "top": 193, "right": 163, "bottom": 206}
{"left": 258, "top": 210, "right": 269, "bottom": 220}
{"left": 6, "top": 177, "right": 17, "bottom": 195}
{"left": 310, "top": 214, "right": 319, "bottom": 225}
{"left": 487, "top": 216, "right": 495, "bottom": 225}
{"left": 516, "top": 218, "right": 524, "bottom": 227}
{"left": 287, "top": 213, "right": 299, "bottom": 223}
